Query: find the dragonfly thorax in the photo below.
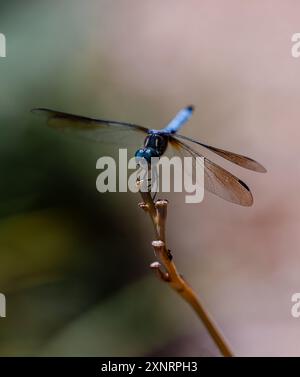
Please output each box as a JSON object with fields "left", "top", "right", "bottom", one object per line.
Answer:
{"left": 135, "top": 134, "right": 168, "bottom": 163}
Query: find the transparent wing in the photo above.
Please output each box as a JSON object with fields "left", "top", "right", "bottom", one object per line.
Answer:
{"left": 31, "top": 108, "right": 149, "bottom": 147}
{"left": 175, "top": 134, "right": 266, "bottom": 173}
{"left": 169, "top": 136, "right": 254, "bottom": 206}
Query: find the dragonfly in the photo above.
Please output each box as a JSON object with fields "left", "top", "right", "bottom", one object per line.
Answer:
{"left": 32, "top": 105, "right": 266, "bottom": 206}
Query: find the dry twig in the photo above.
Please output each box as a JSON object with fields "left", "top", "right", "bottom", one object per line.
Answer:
{"left": 139, "top": 190, "right": 233, "bottom": 357}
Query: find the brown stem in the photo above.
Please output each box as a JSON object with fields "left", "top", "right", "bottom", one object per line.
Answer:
{"left": 139, "top": 191, "right": 233, "bottom": 357}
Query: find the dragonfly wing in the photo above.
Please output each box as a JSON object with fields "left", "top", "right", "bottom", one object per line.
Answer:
{"left": 31, "top": 108, "right": 149, "bottom": 147}
{"left": 169, "top": 137, "right": 254, "bottom": 206}
{"left": 175, "top": 134, "right": 266, "bottom": 173}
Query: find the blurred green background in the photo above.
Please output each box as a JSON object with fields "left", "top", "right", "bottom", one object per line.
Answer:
{"left": 0, "top": 0, "right": 299, "bottom": 356}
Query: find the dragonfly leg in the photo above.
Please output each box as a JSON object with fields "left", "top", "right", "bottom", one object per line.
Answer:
{"left": 152, "top": 191, "right": 158, "bottom": 201}
{"left": 150, "top": 165, "right": 159, "bottom": 200}
{"left": 137, "top": 165, "right": 152, "bottom": 193}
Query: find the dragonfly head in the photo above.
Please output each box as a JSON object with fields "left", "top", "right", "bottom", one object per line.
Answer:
{"left": 135, "top": 147, "right": 160, "bottom": 164}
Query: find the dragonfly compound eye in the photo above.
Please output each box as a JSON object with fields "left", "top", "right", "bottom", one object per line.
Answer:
{"left": 135, "top": 148, "right": 159, "bottom": 163}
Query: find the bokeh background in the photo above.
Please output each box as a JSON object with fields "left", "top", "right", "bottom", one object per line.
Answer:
{"left": 0, "top": 0, "right": 299, "bottom": 356}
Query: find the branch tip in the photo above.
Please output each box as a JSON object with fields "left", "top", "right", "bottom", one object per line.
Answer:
{"left": 150, "top": 261, "right": 170, "bottom": 282}
{"left": 150, "top": 261, "right": 160, "bottom": 269}
{"left": 152, "top": 240, "right": 165, "bottom": 248}
{"left": 138, "top": 202, "right": 149, "bottom": 212}
{"left": 155, "top": 200, "right": 168, "bottom": 219}
{"left": 155, "top": 199, "right": 169, "bottom": 207}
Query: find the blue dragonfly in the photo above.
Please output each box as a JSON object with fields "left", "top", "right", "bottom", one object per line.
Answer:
{"left": 32, "top": 106, "right": 266, "bottom": 206}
